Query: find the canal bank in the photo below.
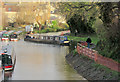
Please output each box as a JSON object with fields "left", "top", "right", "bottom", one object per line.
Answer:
{"left": 65, "top": 51, "right": 120, "bottom": 80}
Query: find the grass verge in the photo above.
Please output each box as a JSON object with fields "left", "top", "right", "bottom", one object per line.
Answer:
{"left": 67, "top": 34, "right": 99, "bottom": 45}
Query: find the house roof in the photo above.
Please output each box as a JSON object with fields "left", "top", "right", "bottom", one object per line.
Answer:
{"left": 4, "top": 3, "right": 18, "bottom": 6}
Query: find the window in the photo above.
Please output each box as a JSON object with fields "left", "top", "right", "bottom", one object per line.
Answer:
{"left": 10, "top": 34, "right": 17, "bottom": 38}
{"left": 60, "top": 37, "right": 64, "bottom": 41}
{"left": 3, "top": 34, "right": 9, "bottom": 38}
{"left": 2, "top": 54, "right": 12, "bottom": 65}
{"left": 8, "top": 8, "right": 11, "bottom": 11}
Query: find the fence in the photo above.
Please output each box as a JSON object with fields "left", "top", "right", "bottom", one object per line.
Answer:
{"left": 77, "top": 43, "right": 120, "bottom": 72}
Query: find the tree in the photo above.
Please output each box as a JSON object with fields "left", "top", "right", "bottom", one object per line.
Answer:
{"left": 16, "top": 2, "right": 51, "bottom": 30}
{"left": 57, "top": 2, "right": 120, "bottom": 62}
{"left": 56, "top": 2, "right": 98, "bottom": 34}
{"left": 96, "top": 2, "right": 120, "bottom": 62}
{"left": 2, "top": 12, "right": 9, "bottom": 28}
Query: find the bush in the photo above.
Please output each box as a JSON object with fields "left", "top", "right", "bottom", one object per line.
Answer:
{"left": 59, "top": 23, "right": 69, "bottom": 29}
{"left": 40, "top": 29, "right": 48, "bottom": 33}
{"left": 52, "top": 20, "right": 58, "bottom": 26}
{"left": 38, "top": 21, "right": 69, "bottom": 33}
{"left": 0, "top": 26, "right": 3, "bottom": 31}
{"left": 34, "top": 30, "right": 40, "bottom": 33}
{"left": 72, "top": 49, "right": 78, "bottom": 56}
{"left": 46, "top": 28, "right": 54, "bottom": 32}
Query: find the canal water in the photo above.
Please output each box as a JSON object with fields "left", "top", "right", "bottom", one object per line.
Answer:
{"left": 0, "top": 40, "right": 86, "bottom": 80}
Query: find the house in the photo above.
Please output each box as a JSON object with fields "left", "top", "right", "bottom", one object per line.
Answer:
{"left": 3, "top": 3, "right": 19, "bottom": 12}
{"left": 2, "top": 2, "right": 19, "bottom": 27}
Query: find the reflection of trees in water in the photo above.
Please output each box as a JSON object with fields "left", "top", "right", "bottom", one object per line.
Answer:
{"left": 4, "top": 71, "right": 12, "bottom": 80}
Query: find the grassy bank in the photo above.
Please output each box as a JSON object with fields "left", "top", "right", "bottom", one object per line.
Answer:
{"left": 67, "top": 34, "right": 99, "bottom": 45}
{"left": 34, "top": 27, "right": 69, "bottom": 33}
{"left": 68, "top": 33, "right": 120, "bottom": 65}
{"left": 34, "top": 20, "right": 69, "bottom": 33}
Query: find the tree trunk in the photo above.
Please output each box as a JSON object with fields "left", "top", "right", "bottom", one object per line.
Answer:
{"left": 37, "top": 21, "right": 42, "bottom": 30}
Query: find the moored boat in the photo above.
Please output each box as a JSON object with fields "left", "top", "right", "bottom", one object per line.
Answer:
{"left": 1, "top": 31, "right": 15, "bottom": 41}
{"left": 10, "top": 31, "right": 22, "bottom": 41}
{"left": 0, "top": 44, "right": 16, "bottom": 71}
{"left": 24, "top": 34, "right": 70, "bottom": 46}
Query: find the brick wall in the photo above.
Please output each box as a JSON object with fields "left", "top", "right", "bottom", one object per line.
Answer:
{"left": 77, "top": 43, "right": 120, "bottom": 72}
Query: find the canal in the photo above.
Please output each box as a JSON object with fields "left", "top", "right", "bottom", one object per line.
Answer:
{"left": 0, "top": 39, "right": 86, "bottom": 80}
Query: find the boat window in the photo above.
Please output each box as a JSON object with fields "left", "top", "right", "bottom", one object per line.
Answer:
{"left": 10, "top": 34, "right": 17, "bottom": 38}
{"left": 50, "top": 37, "right": 53, "bottom": 40}
{"left": 0, "top": 55, "right": 1, "bottom": 60}
{"left": 60, "top": 37, "right": 64, "bottom": 41}
{"left": 64, "top": 37, "right": 67, "bottom": 40}
{"left": 3, "top": 34, "right": 9, "bottom": 38}
{"left": 2, "top": 54, "right": 12, "bottom": 65}
{"left": 47, "top": 37, "right": 50, "bottom": 39}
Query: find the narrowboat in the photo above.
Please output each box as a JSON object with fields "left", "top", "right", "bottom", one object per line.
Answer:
{"left": 1, "top": 31, "right": 15, "bottom": 41}
{"left": 59, "top": 36, "right": 70, "bottom": 45}
{"left": 10, "top": 31, "right": 22, "bottom": 41}
{"left": 0, "top": 45, "right": 16, "bottom": 71}
{"left": 0, "top": 31, "right": 7, "bottom": 38}
{"left": 24, "top": 34, "right": 70, "bottom": 46}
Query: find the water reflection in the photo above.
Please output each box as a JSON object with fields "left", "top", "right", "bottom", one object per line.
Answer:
{"left": 0, "top": 40, "right": 85, "bottom": 80}
{"left": 4, "top": 71, "right": 12, "bottom": 80}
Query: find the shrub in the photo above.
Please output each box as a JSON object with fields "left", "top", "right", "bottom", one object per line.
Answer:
{"left": 52, "top": 20, "right": 58, "bottom": 26}
{"left": 40, "top": 29, "right": 48, "bottom": 33}
{"left": 46, "top": 28, "right": 54, "bottom": 32}
{"left": 72, "top": 49, "right": 78, "bottom": 56}
{"left": 59, "top": 23, "right": 69, "bottom": 29}
{"left": 34, "top": 30, "right": 40, "bottom": 33}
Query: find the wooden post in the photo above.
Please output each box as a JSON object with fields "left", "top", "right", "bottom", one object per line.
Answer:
{"left": 94, "top": 51, "right": 98, "bottom": 62}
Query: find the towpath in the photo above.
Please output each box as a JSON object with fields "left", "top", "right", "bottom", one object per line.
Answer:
{"left": 39, "top": 30, "right": 70, "bottom": 36}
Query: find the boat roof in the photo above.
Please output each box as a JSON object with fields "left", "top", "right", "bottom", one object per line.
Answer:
{"left": 59, "top": 36, "right": 67, "bottom": 37}
{"left": 14, "top": 31, "right": 22, "bottom": 34}
{"left": 0, "top": 31, "right": 6, "bottom": 34}
{"left": 7, "top": 30, "right": 15, "bottom": 35}
{"left": 0, "top": 45, "right": 14, "bottom": 56}
{"left": 0, "top": 31, "right": 7, "bottom": 34}
{"left": 4, "top": 31, "right": 13, "bottom": 35}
